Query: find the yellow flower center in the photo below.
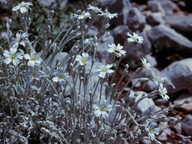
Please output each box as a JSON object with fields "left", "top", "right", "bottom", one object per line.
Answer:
{"left": 32, "top": 71, "right": 36, "bottom": 77}
{"left": 99, "top": 106, "right": 105, "bottom": 112}
{"left": 10, "top": 54, "right": 16, "bottom": 60}
{"left": 101, "top": 68, "right": 107, "bottom": 73}
{"left": 148, "top": 128, "right": 153, "bottom": 134}
{"left": 31, "top": 56, "right": 37, "bottom": 61}
{"left": 57, "top": 74, "right": 63, "bottom": 79}
{"left": 81, "top": 58, "right": 87, "bottom": 65}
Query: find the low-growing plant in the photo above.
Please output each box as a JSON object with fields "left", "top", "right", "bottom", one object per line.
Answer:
{"left": 0, "top": 1, "right": 190, "bottom": 144}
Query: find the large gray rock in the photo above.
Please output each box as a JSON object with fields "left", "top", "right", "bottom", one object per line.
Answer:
{"left": 159, "top": 0, "right": 180, "bottom": 15}
{"left": 127, "top": 7, "right": 146, "bottom": 31}
{"left": 182, "top": 115, "right": 192, "bottom": 136}
{"left": 147, "top": 24, "right": 192, "bottom": 54}
{"left": 174, "top": 93, "right": 192, "bottom": 113}
{"left": 38, "top": 0, "right": 68, "bottom": 9}
{"left": 97, "top": 32, "right": 114, "bottom": 63}
{"left": 147, "top": 0, "right": 165, "bottom": 15}
{"left": 165, "top": 15, "right": 192, "bottom": 33}
{"left": 111, "top": 25, "right": 129, "bottom": 45}
{"left": 147, "top": 0, "right": 179, "bottom": 18}
{"left": 161, "top": 58, "right": 192, "bottom": 94}
{"left": 146, "top": 12, "right": 165, "bottom": 26}
{"left": 128, "top": 91, "right": 160, "bottom": 116}
{"left": 0, "top": 0, "right": 7, "bottom": 4}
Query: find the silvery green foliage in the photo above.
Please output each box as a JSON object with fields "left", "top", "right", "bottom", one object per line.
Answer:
{"left": 0, "top": 2, "right": 189, "bottom": 144}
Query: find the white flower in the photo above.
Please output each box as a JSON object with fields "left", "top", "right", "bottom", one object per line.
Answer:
{"left": 24, "top": 52, "right": 41, "bottom": 67}
{"left": 88, "top": 5, "right": 102, "bottom": 13}
{"left": 52, "top": 68, "right": 69, "bottom": 83}
{"left": 75, "top": 53, "right": 90, "bottom": 66}
{"left": 158, "top": 83, "right": 169, "bottom": 100}
{"left": 101, "top": 10, "right": 118, "bottom": 19}
{"left": 3, "top": 48, "right": 23, "bottom": 66}
{"left": 141, "top": 58, "right": 152, "bottom": 69}
{"left": 145, "top": 127, "right": 160, "bottom": 141}
{"left": 127, "top": 32, "right": 143, "bottom": 43}
{"left": 12, "top": 31, "right": 28, "bottom": 48}
{"left": 107, "top": 43, "right": 126, "bottom": 57}
{"left": 12, "top": 2, "right": 33, "bottom": 13}
{"left": 93, "top": 98, "right": 113, "bottom": 119}
{"left": 74, "top": 11, "right": 91, "bottom": 20}
{"left": 95, "top": 64, "right": 114, "bottom": 78}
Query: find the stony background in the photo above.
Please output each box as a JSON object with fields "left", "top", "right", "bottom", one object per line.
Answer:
{"left": 94, "top": 0, "right": 192, "bottom": 143}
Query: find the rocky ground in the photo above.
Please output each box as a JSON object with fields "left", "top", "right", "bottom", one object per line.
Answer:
{"left": 95, "top": 0, "right": 192, "bottom": 143}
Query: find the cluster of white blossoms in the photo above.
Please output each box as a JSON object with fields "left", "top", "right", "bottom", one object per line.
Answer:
{"left": 127, "top": 32, "right": 144, "bottom": 44}
{"left": 100, "top": 9, "right": 118, "bottom": 19}
{"left": 12, "top": 1, "right": 33, "bottom": 13}
{"left": 75, "top": 5, "right": 118, "bottom": 20}
{"left": 3, "top": 47, "right": 42, "bottom": 67}
{"left": 107, "top": 43, "right": 126, "bottom": 57}
{"left": 158, "top": 83, "right": 169, "bottom": 100}
{"left": 3, "top": 31, "right": 41, "bottom": 67}
{"left": 74, "top": 11, "right": 91, "bottom": 20}
{"left": 87, "top": 5, "right": 102, "bottom": 13}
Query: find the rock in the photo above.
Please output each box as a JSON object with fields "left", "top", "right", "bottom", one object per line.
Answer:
{"left": 0, "top": 0, "right": 7, "bottom": 4}
{"left": 134, "top": 68, "right": 163, "bottom": 91}
{"left": 173, "top": 122, "right": 182, "bottom": 134}
{"left": 97, "top": 32, "right": 114, "bottom": 63}
{"left": 38, "top": 0, "right": 68, "bottom": 9}
{"left": 111, "top": 25, "right": 129, "bottom": 45}
{"left": 147, "top": 0, "right": 165, "bottom": 15}
{"left": 147, "top": 0, "right": 179, "bottom": 16}
{"left": 98, "top": 0, "right": 116, "bottom": 6}
{"left": 128, "top": 91, "right": 160, "bottom": 116}
{"left": 122, "top": 0, "right": 132, "bottom": 25}
{"left": 140, "top": 138, "right": 151, "bottom": 144}
{"left": 146, "top": 12, "right": 165, "bottom": 26}
{"left": 87, "top": 26, "right": 114, "bottom": 63}
{"left": 174, "top": 93, "right": 192, "bottom": 113}
{"left": 145, "top": 54, "right": 157, "bottom": 67}
{"left": 161, "top": 58, "right": 192, "bottom": 94}
{"left": 159, "top": 0, "right": 180, "bottom": 15}
{"left": 158, "top": 122, "right": 172, "bottom": 141}
{"left": 147, "top": 24, "right": 192, "bottom": 54}
{"left": 181, "top": 115, "right": 192, "bottom": 136}
{"left": 165, "top": 15, "right": 192, "bottom": 32}
{"left": 127, "top": 7, "right": 146, "bottom": 31}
